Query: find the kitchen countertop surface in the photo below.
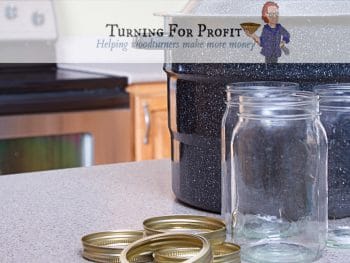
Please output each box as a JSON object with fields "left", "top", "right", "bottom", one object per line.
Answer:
{"left": 0, "top": 159, "right": 349, "bottom": 263}
{"left": 59, "top": 63, "right": 166, "bottom": 85}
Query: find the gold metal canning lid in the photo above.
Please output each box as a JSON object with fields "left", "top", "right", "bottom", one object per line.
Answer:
{"left": 212, "top": 243, "right": 241, "bottom": 263}
{"left": 154, "top": 248, "right": 201, "bottom": 262}
{"left": 143, "top": 215, "right": 226, "bottom": 245}
{"left": 120, "top": 233, "right": 213, "bottom": 263}
{"left": 154, "top": 242, "right": 241, "bottom": 263}
{"left": 81, "top": 230, "right": 149, "bottom": 263}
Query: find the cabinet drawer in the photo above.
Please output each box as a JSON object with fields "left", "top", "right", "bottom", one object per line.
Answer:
{"left": 128, "top": 83, "right": 171, "bottom": 161}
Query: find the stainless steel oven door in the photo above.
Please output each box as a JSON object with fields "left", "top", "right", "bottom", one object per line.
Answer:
{"left": 0, "top": 109, "right": 131, "bottom": 175}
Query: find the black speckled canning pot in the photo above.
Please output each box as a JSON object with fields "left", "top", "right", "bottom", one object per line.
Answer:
{"left": 165, "top": 63, "right": 350, "bottom": 213}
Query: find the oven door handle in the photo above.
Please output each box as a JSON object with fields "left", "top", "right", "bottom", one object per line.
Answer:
{"left": 143, "top": 103, "right": 151, "bottom": 145}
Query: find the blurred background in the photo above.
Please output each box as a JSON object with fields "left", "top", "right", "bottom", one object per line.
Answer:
{"left": 0, "top": 0, "right": 186, "bottom": 175}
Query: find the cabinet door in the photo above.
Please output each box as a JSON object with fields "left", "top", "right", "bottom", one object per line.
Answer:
{"left": 135, "top": 95, "right": 171, "bottom": 161}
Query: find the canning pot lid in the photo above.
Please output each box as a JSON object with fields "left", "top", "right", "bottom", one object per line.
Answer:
{"left": 156, "top": 0, "right": 350, "bottom": 17}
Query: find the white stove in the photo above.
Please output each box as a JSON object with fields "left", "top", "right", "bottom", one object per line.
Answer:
{"left": 0, "top": 0, "right": 56, "bottom": 62}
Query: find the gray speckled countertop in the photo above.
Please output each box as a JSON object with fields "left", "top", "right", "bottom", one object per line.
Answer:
{"left": 0, "top": 160, "right": 349, "bottom": 263}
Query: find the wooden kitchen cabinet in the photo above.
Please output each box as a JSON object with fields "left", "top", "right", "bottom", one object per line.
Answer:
{"left": 127, "top": 83, "right": 171, "bottom": 161}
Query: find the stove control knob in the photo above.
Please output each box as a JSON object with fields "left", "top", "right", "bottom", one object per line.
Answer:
{"left": 32, "top": 11, "right": 45, "bottom": 26}
{"left": 5, "top": 5, "right": 18, "bottom": 20}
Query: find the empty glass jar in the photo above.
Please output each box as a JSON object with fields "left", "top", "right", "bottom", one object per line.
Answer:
{"left": 315, "top": 84, "right": 350, "bottom": 248}
{"left": 221, "top": 82, "right": 299, "bottom": 233}
{"left": 230, "top": 90, "right": 328, "bottom": 263}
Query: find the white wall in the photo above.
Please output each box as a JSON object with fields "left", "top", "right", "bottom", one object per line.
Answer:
{"left": 55, "top": 0, "right": 187, "bottom": 36}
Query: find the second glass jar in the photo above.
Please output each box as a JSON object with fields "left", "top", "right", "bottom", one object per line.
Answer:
{"left": 315, "top": 84, "right": 350, "bottom": 248}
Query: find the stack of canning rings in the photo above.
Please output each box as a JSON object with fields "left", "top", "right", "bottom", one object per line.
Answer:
{"left": 81, "top": 215, "right": 240, "bottom": 263}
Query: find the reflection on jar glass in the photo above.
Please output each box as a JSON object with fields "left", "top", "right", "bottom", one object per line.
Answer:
{"left": 315, "top": 84, "right": 350, "bottom": 248}
{"left": 221, "top": 81, "right": 299, "bottom": 234}
{"left": 229, "top": 89, "right": 328, "bottom": 263}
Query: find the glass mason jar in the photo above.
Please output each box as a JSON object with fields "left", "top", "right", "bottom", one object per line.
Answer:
{"left": 222, "top": 82, "right": 299, "bottom": 233}
{"left": 230, "top": 91, "right": 328, "bottom": 263}
{"left": 315, "top": 84, "right": 350, "bottom": 248}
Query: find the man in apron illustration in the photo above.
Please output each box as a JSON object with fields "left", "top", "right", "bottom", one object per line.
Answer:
{"left": 245, "top": 1, "right": 290, "bottom": 63}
